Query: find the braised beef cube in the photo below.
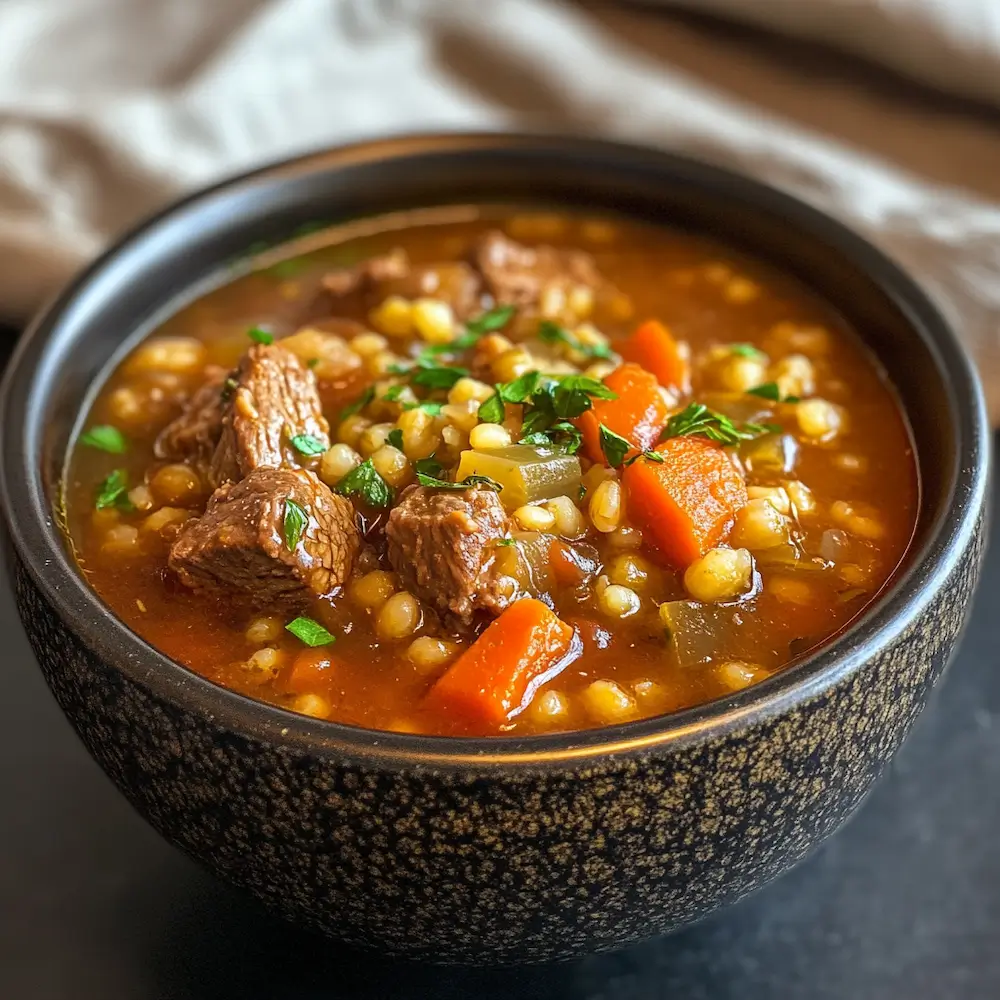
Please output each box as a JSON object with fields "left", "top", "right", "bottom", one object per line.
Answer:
{"left": 386, "top": 486, "right": 513, "bottom": 627}
{"left": 169, "top": 468, "right": 359, "bottom": 609}
{"left": 154, "top": 366, "right": 228, "bottom": 471}
{"left": 210, "top": 344, "right": 330, "bottom": 487}
{"left": 472, "top": 230, "right": 602, "bottom": 307}
{"left": 320, "top": 248, "right": 410, "bottom": 297}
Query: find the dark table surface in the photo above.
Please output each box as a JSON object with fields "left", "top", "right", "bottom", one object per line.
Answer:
{"left": 1, "top": 326, "right": 998, "bottom": 1000}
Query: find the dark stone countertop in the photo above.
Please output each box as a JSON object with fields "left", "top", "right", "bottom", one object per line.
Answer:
{"left": 1, "top": 330, "right": 997, "bottom": 999}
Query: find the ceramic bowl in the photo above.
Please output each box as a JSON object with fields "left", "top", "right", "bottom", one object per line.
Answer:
{"left": 0, "top": 134, "right": 989, "bottom": 963}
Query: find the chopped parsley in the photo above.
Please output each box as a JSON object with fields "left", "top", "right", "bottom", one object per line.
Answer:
{"left": 290, "top": 434, "right": 327, "bottom": 457}
{"left": 661, "top": 402, "right": 777, "bottom": 446}
{"left": 466, "top": 304, "right": 516, "bottom": 335}
{"left": 247, "top": 326, "right": 274, "bottom": 345}
{"left": 498, "top": 371, "right": 544, "bottom": 404}
{"left": 334, "top": 459, "right": 393, "bottom": 508}
{"left": 416, "top": 473, "right": 503, "bottom": 492}
{"left": 283, "top": 498, "right": 308, "bottom": 551}
{"left": 729, "top": 343, "right": 765, "bottom": 359}
{"left": 386, "top": 428, "right": 404, "bottom": 450}
{"left": 597, "top": 423, "right": 664, "bottom": 468}
{"left": 747, "top": 382, "right": 799, "bottom": 404}
{"left": 598, "top": 424, "right": 632, "bottom": 468}
{"left": 477, "top": 392, "right": 506, "bottom": 425}
{"left": 337, "top": 386, "right": 374, "bottom": 423}
{"left": 495, "top": 537, "right": 516, "bottom": 547}
{"left": 220, "top": 376, "right": 239, "bottom": 402}
{"left": 80, "top": 425, "right": 126, "bottom": 454}
{"left": 382, "top": 384, "right": 406, "bottom": 402}
{"left": 410, "top": 361, "right": 469, "bottom": 390}
{"left": 519, "top": 421, "right": 582, "bottom": 455}
{"left": 538, "top": 320, "right": 612, "bottom": 360}
{"left": 403, "top": 400, "right": 443, "bottom": 416}
{"left": 285, "top": 616, "right": 335, "bottom": 647}
{"left": 94, "top": 469, "right": 134, "bottom": 511}
{"left": 414, "top": 456, "right": 444, "bottom": 478}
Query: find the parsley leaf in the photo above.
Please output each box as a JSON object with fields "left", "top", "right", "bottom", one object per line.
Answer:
{"left": 477, "top": 392, "right": 506, "bottom": 424}
{"left": 746, "top": 382, "right": 781, "bottom": 402}
{"left": 729, "top": 343, "right": 765, "bottom": 359}
{"left": 290, "top": 434, "right": 327, "bottom": 456}
{"left": 466, "top": 304, "right": 516, "bottom": 335}
{"left": 598, "top": 423, "right": 632, "bottom": 468}
{"left": 551, "top": 374, "right": 616, "bottom": 418}
{"left": 247, "top": 326, "right": 274, "bottom": 345}
{"left": 220, "top": 376, "right": 238, "bottom": 402}
{"left": 661, "top": 402, "right": 776, "bottom": 446}
{"left": 283, "top": 498, "right": 308, "bottom": 551}
{"left": 495, "top": 537, "right": 516, "bottom": 547}
{"left": 538, "top": 320, "right": 612, "bottom": 359}
{"left": 519, "top": 421, "right": 582, "bottom": 455}
{"left": 410, "top": 363, "right": 469, "bottom": 389}
{"left": 386, "top": 428, "right": 404, "bottom": 450}
{"left": 414, "top": 456, "right": 444, "bottom": 478}
{"left": 334, "top": 458, "right": 393, "bottom": 508}
{"left": 416, "top": 473, "right": 503, "bottom": 492}
{"left": 402, "top": 400, "right": 443, "bottom": 416}
{"left": 337, "top": 386, "right": 374, "bottom": 423}
{"left": 94, "top": 469, "right": 134, "bottom": 511}
{"left": 498, "top": 371, "right": 544, "bottom": 403}
{"left": 80, "top": 425, "right": 127, "bottom": 454}
{"left": 285, "top": 616, "right": 335, "bottom": 647}
{"left": 383, "top": 384, "right": 406, "bottom": 402}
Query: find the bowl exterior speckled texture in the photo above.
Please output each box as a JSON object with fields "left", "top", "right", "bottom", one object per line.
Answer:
{"left": 12, "top": 502, "right": 985, "bottom": 963}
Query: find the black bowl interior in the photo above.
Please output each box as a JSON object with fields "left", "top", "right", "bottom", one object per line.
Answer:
{"left": 1, "top": 134, "right": 988, "bottom": 762}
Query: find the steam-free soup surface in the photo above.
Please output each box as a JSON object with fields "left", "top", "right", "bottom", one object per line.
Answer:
{"left": 64, "top": 209, "right": 917, "bottom": 736}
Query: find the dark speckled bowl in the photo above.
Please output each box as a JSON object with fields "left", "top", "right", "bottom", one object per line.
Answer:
{"left": 0, "top": 135, "right": 990, "bottom": 964}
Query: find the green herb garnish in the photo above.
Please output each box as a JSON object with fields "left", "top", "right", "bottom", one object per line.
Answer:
{"left": 661, "top": 402, "right": 777, "bottom": 446}
{"left": 283, "top": 499, "right": 308, "bottom": 551}
{"left": 306, "top": 358, "right": 319, "bottom": 369}
{"left": 538, "top": 320, "right": 612, "bottom": 360}
{"left": 414, "top": 456, "right": 444, "bottom": 478}
{"left": 519, "top": 421, "right": 583, "bottom": 455}
{"left": 416, "top": 473, "right": 503, "bottom": 492}
{"left": 80, "top": 425, "right": 127, "bottom": 454}
{"left": 466, "top": 304, "right": 516, "bottom": 335}
{"left": 402, "top": 400, "right": 443, "bottom": 416}
{"left": 220, "top": 376, "right": 239, "bottom": 402}
{"left": 290, "top": 434, "right": 327, "bottom": 457}
{"left": 411, "top": 361, "right": 469, "bottom": 390}
{"left": 95, "top": 469, "right": 134, "bottom": 511}
{"left": 247, "top": 326, "right": 274, "bottom": 345}
{"left": 729, "top": 343, "right": 765, "bottom": 359}
{"left": 498, "top": 371, "right": 544, "bottom": 404}
{"left": 496, "top": 537, "right": 516, "bottom": 547}
{"left": 550, "top": 374, "right": 616, "bottom": 418}
{"left": 383, "top": 384, "right": 406, "bottom": 402}
{"left": 477, "top": 392, "right": 506, "bottom": 425}
{"left": 337, "top": 386, "right": 374, "bottom": 422}
{"left": 335, "top": 459, "right": 393, "bottom": 508}
{"left": 386, "top": 428, "right": 404, "bottom": 450}
{"left": 285, "top": 616, "right": 335, "bottom": 647}
{"left": 598, "top": 424, "right": 632, "bottom": 468}
{"left": 746, "top": 381, "right": 800, "bottom": 404}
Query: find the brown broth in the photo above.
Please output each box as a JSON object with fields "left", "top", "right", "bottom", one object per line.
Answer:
{"left": 64, "top": 208, "right": 918, "bottom": 737}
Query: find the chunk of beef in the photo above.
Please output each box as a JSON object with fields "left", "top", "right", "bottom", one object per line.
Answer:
{"left": 169, "top": 467, "right": 359, "bottom": 609}
{"left": 210, "top": 344, "right": 330, "bottom": 488}
{"left": 472, "top": 230, "right": 602, "bottom": 307}
{"left": 386, "top": 486, "right": 513, "bottom": 627}
{"left": 154, "top": 366, "right": 228, "bottom": 470}
{"left": 320, "top": 248, "right": 411, "bottom": 297}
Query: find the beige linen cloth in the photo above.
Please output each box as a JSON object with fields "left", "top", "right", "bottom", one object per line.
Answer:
{"left": 2, "top": 0, "right": 999, "bottom": 419}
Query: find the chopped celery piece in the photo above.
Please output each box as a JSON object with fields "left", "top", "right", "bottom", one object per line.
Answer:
{"left": 754, "top": 541, "right": 827, "bottom": 573}
{"left": 743, "top": 432, "right": 798, "bottom": 475}
{"left": 455, "top": 446, "right": 582, "bottom": 510}
{"left": 659, "top": 600, "right": 766, "bottom": 668}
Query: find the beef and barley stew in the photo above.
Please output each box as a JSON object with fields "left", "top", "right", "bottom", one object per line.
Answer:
{"left": 64, "top": 210, "right": 918, "bottom": 736}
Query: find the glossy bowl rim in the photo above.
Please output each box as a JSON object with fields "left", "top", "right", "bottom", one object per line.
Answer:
{"left": 0, "top": 132, "right": 989, "bottom": 769}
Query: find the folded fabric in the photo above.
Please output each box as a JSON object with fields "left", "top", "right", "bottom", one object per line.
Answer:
{"left": 1, "top": 0, "right": 998, "bottom": 422}
{"left": 652, "top": 0, "right": 1000, "bottom": 107}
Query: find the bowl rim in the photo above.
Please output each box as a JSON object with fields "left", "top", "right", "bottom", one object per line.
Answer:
{"left": 0, "top": 131, "right": 990, "bottom": 770}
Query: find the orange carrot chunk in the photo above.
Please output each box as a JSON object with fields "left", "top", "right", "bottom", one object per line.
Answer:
{"left": 622, "top": 436, "right": 748, "bottom": 569}
{"left": 619, "top": 319, "right": 691, "bottom": 394}
{"left": 577, "top": 363, "right": 671, "bottom": 464}
{"left": 425, "top": 598, "right": 575, "bottom": 725}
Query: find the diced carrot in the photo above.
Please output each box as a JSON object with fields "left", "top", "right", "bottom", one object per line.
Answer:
{"left": 619, "top": 319, "right": 690, "bottom": 393}
{"left": 283, "top": 647, "right": 338, "bottom": 694}
{"left": 425, "top": 598, "right": 575, "bottom": 726}
{"left": 622, "top": 436, "right": 748, "bottom": 569}
{"left": 576, "top": 363, "right": 671, "bottom": 464}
